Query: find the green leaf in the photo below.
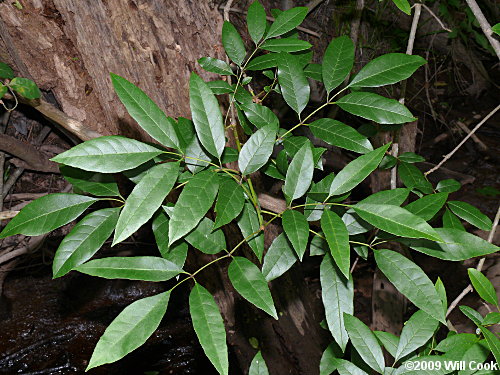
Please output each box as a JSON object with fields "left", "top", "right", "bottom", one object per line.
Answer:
{"left": 237, "top": 202, "right": 264, "bottom": 261}
{"left": 266, "top": 7, "right": 308, "bottom": 39}
{"left": 398, "top": 152, "right": 425, "bottom": 163}
{"left": 395, "top": 310, "right": 439, "bottom": 361}
{"left": 398, "top": 163, "right": 434, "bottom": 194}
{"left": 214, "top": 179, "right": 245, "bottom": 229}
{"left": 349, "top": 54, "right": 425, "bottom": 88}
{"left": 330, "top": 358, "right": 369, "bottom": 375}
{"left": 404, "top": 193, "right": 448, "bottom": 221}
{"left": 238, "top": 125, "right": 277, "bottom": 175}
{"left": 321, "top": 254, "right": 354, "bottom": 351}
{"left": 282, "top": 209, "right": 309, "bottom": 260}
{"left": 221, "top": 147, "right": 239, "bottom": 163}
{"left": 222, "top": 21, "right": 246, "bottom": 66}
{"left": 240, "top": 102, "right": 279, "bottom": 128}
{"left": 53, "top": 207, "right": 120, "bottom": 278}
{"left": 152, "top": 211, "right": 170, "bottom": 257}
{"left": 247, "top": 1, "right": 267, "bottom": 44}
{"left": 262, "top": 233, "right": 297, "bottom": 281}
{"left": 322, "top": 36, "right": 354, "bottom": 93}
{"left": 113, "top": 163, "right": 178, "bottom": 245}
{"left": 198, "top": 57, "right": 233, "bottom": 75}
{"left": 249, "top": 351, "right": 269, "bottom": 375}
{"left": 75, "top": 256, "right": 182, "bottom": 281}
{"left": 0, "top": 193, "right": 97, "bottom": 238}
{"left": 482, "top": 312, "right": 500, "bottom": 326}
{"left": 304, "top": 63, "right": 323, "bottom": 81}
{"left": 436, "top": 179, "right": 461, "bottom": 193}
{"left": 402, "top": 228, "right": 499, "bottom": 261}
{"left": 10, "top": 77, "right": 41, "bottom": 99}
{"left": 261, "top": 38, "right": 311, "bottom": 52}
{"left": 359, "top": 188, "right": 410, "bottom": 206}
{"left": 308, "top": 174, "right": 335, "bottom": 202}
{"left": 336, "top": 92, "right": 416, "bottom": 124}
{"left": 342, "top": 210, "right": 372, "bottom": 235}
{"left": 435, "top": 278, "right": 448, "bottom": 315}
{"left": 60, "top": 166, "right": 120, "bottom": 197}
{"left": 329, "top": 144, "right": 390, "bottom": 196}
{"left": 374, "top": 249, "right": 446, "bottom": 323}
{"left": 374, "top": 331, "right": 399, "bottom": 358}
{"left": 468, "top": 269, "right": 498, "bottom": 306}
{"left": 321, "top": 210, "right": 350, "bottom": 278}
{"left": 492, "top": 23, "right": 500, "bottom": 36}
{"left": 392, "top": 0, "right": 411, "bottom": 15}
{"left": 189, "top": 73, "right": 225, "bottom": 158}
{"left": 51, "top": 136, "right": 162, "bottom": 173}
{"left": 207, "top": 80, "right": 234, "bottom": 95}
{"left": 320, "top": 343, "right": 343, "bottom": 375}
{"left": 0, "top": 61, "right": 14, "bottom": 79}
{"left": 228, "top": 257, "right": 278, "bottom": 319}
{"left": 189, "top": 284, "right": 228, "bottom": 375}
{"left": 442, "top": 209, "right": 465, "bottom": 231}
{"left": 185, "top": 136, "right": 211, "bottom": 174}
{"left": 353, "top": 203, "right": 442, "bottom": 241}
{"left": 434, "top": 333, "right": 479, "bottom": 355}
{"left": 246, "top": 53, "right": 279, "bottom": 71}
{"left": 110, "top": 73, "right": 179, "bottom": 149}
{"left": 171, "top": 117, "right": 195, "bottom": 152}
{"left": 283, "top": 141, "right": 314, "bottom": 201}
{"left": 0, "top": 83, "right": 7, "bottom": 98}
{"left": 86, "top": 291, "right": 170, "bottom": 370}
{"left": 277, "top": 53, "right": 310, "bottom": 115}
{"left": 185, "top": 217, "right": 226, "bottom": 254}
{"left": 448, "top": 201, "right": 492, "bottom": 230}
{"left": 168, "top": 170, "right": 219, "bottom": 244}
{"left": 344, "top": 314, "right": 385, "bottom": 373}
{"left": 459, "top": 306, "right": 484, "bottom": 326}
{"left": 479, "top": 327, "right": 500, "bottom": 365}
{"left": 309, "top": 118, "right": 373, "bottom": 154}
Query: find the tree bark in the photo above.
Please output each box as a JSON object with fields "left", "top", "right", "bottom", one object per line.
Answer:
{"left": 0, "top": 1, "right": 325, "bottom": 373}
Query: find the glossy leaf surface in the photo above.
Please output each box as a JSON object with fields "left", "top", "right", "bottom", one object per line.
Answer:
{"left": 322, "top": 36, "right": 354, "bottom": 93}
{"left": 262, "top": 233, "right": 297, "bottom": 281}
{"left": 52, "top": 136, "right": 162, "bottom": 173}
{"left": 282, "top": 209, "right": 309, "bottom": 260}
{"left": 228, "top": 257, "right": 278, "bottom": 319}
{"left": 0, "top": 194, "right": 97, "bottom": 238}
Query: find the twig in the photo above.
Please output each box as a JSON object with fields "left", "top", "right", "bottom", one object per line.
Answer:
{"left": 446, "top": 203, "right": 500, "bottom": 318}
{"left": 390, "top": 3, "right": 421, "bottom": 189}
{"left": 426, "top": 104, "right": 500, "bottom": 175}
{"left": 3, "top": 93, "right": 102, "bottom": 141}
{"left": 220, "top": 6, "right": 320, "bottom": 37}
{"left": 464, "top": 0, "right": 500, "bottom": 60}
{"left": 0, "top": 211, "right": 19, "bottom": 220}
{"left": 420, "top": 4, "right": 452, "bottom": 33}
{"left": 455, "top": 121, "right": 488, "bottom": 151}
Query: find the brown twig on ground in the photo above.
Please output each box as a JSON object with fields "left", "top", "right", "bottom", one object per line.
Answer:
{"left": 419, "top": 4, "right": 452, "bottom": 33}
{"left": 426, "top": 104, "right": 500, "bottom": 175}
{"left": 455, "top": 121, "right": 488, "bottom": 152}
{"left": 464, "top": 0, "right": 500, "bottom": 60}
{"left": 3, "top": 93, "right": 102, "bottom": 141}
{"left": 446, "top": 203, "right": 500, "bottom": 318}
{"left": 0, "top": 134, "right": 59, "bottom": 173}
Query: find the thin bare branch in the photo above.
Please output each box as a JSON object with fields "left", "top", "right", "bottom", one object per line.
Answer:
{"left": 426, "top": 104, "right": 500, "bottom": 175}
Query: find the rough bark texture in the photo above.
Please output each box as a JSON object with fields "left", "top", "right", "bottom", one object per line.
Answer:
{"left": 0, "top": 0, "right": 224, "bottom": 139}
{"left": 0, "top": 1, "right": 326, "bottom": 373}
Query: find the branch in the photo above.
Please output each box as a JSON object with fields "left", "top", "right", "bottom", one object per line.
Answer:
{"left": 0, "top": 134, "right": 59, "bottom": 173}
{"left": 426, "top": 104, "right": 500, "bottom": 175}
{"left": 464, "top": 0, "right": 500, "bottom": 60}
{"left": 446, "top": 203, "right": 500, "bottom": 318}
{"left": 3, "top": 93, "right": 103, "bottom": 141}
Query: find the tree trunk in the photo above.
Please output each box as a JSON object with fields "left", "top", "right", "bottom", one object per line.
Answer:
{"left": 0, "top": 1, "right": 325, "bottom": 373}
